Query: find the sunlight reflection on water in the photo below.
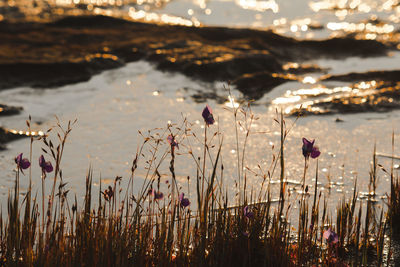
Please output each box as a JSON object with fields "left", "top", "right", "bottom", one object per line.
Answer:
{"left": 0, "top": 61, "right": 398, "bottom": 212}
{"left": 0, "top": 0, "right": 399, "bottom": 213}
{"left": 1, "top": 0, "right": 399, "bottom": 41}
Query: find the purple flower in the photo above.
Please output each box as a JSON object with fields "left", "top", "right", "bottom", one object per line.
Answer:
{"left": 323, "top": 228, "right": 339, "bottom": 244}
{"left": 39, "top": 155, "right": 53, "bottom": 173}
{"left": 179, "top": 193, "right": 190, "bottom": 208}
{"left": 302, "top": 138, "right": 321, "bottom": 159}
{"left": 167, "top": 135, "right": 179, "bottom": 149}
{"left": 15, "top": 153, "right": 30, "bottom": 171}
{"left": 202, "top": 105, "right": 215, "bottom": 125}
{"left": 243, "top": 206, "right": 254, "bottom": 219}
{"left": 154, "top": 191, "right": 164, "bottom": 201}
{"left": 148, "top": 189, "right": 164, "bottom": 201}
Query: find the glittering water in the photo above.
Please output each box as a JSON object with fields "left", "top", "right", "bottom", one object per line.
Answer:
{"left": 0, "top": 61, "right": 398, "bottom": 211}
{"left": 1, "top": 0, "right": 399, "bottom": 41}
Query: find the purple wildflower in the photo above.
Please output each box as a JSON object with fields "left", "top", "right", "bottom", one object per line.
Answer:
{"left": 323, "top": 228, "right": 339, "bottom": 244}
{"left": 202, "top": 105, "right": 215, "bottom": 125}
{"left": 15, "top": 153, "right": 30, "bottom": 171}
{"left": 243, "top": 205, "right": 254, "bottom": 219}
{"left": 154, "top": 191, "right": 164, "bottom": 201}
{"left": 179, "top": 193, "right": 190, "bottom": 208}
{"left": 167, "top": 135, "right": 179, "bottom": 149}
{"left": 39, "top": 155, "right": 53, "bottom": 173}
{"left": 302, "top": 138, "right": 321, "bottom": 159}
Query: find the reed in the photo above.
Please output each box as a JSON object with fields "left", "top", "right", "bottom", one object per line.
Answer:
{"left": 0, "top": 103, "right": 396, "bottom": 266}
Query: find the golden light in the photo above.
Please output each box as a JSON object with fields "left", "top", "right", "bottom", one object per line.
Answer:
{"left": 272, "top": 95, "right": 301, "bottom": 104}
{"left": 236, "top": 0, "right": 279, "bottom": 12}
{"left": 128, "top": 8, "right": 195, "bottom": 26}
{"left": 282, "top": 62, "right": 299, "bottom": 70}
{"left": 302, "top": 76, "right": 316, "bottom": 84}
{"left": 225, "top": 95, "right": 240, "bottom": 108}
{"left": 290, "top": 24, "right": 298, "bottom": 32}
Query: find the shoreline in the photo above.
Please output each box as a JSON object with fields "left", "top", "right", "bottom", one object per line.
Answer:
{"left": 0, "top": 15, "right": 399, "bottom": 148}
{"left": 0, "top": 15, "right": 392, "bottom": 95}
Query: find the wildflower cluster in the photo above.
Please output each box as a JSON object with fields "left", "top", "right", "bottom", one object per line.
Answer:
{"left": 15, "top": 153, "right": 53, "bottom": 174}
{"left": 3, "top": 105, "right": 391, "bottom": 266}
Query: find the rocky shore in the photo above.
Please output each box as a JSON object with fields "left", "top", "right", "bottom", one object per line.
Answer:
{"left": 0, "top": 15, "right": 391, "bottom": 94}
{"left": 0, "top": 15, "right": 398, "bottom": 147}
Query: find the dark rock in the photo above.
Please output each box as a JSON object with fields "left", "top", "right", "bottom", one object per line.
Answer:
{"left": 0, "top": 58, "right": 124, "bottom": 89}
{"left": 49, "top": 15, "right": 137, "bottom": 28}
{"left": 0, "top": 127, "right": 26, "bottom": 150}
{"left": 299, "top": 38, "right": 388, "bottom": 58}
{"left": 0, "top": 15, "right": 391, "bottom": 94}
{"left": 0, "top": 104, "right": 22, "bottom": 116}
{"left": 233, "top": 72, "right": 290, "bottom": 100}
{"left": 335, "top": 118, "right": 344, "bottom": 122}
{"left": 322, "top": 70, "right": 400, "bottom": 83}
{"left": 191, "top": 91, "right": 227, "bottom": 104}
{"left": 284, "top": 63, "right": 328, "bottom": 75}
{"left": 288, "top": 82, "right": 400, "bottom": 116}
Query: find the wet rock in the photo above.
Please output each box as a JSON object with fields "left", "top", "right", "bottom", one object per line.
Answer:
{"left": 308, "top": 23, "right": 324, "bottom": 30}
{"left": 0, "top": 58, "right": 124, "bottom": 90}
{"left": 283, "top": 63, "right": 328, "bottom": 75}
{"left": 0, "top": 15, "right": 391, "bottom": 96}
{"left": 0, "top": 63, "right": 92, "bottom": 89}
{"left": 285, "top": 70, "right": 400, "bottom": 116}
{"left": 0, "top": 127, "right": 26, "bottom": 150}
{"left": 183, "top": 54, "right": 282, "bottom": 84}
{"left": 233, "top": 72, "right": 289, "bottom": 100}
{"left": 50, "top": 15, "right": 136, "bottom": 28}
{"left": 191, "top": 91, "right": 228, "bottom": 104}
{"left": 322, "top": 70, "right": 400, "bottom": 83}
{"left": 0, "top": 104, "right": 23, "bottom": 116}
{"left": 288, "top": 82, "right": 400, "bottom": 116}
{"left": 299, "top": 37, "right": 389, "bottom": 58}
